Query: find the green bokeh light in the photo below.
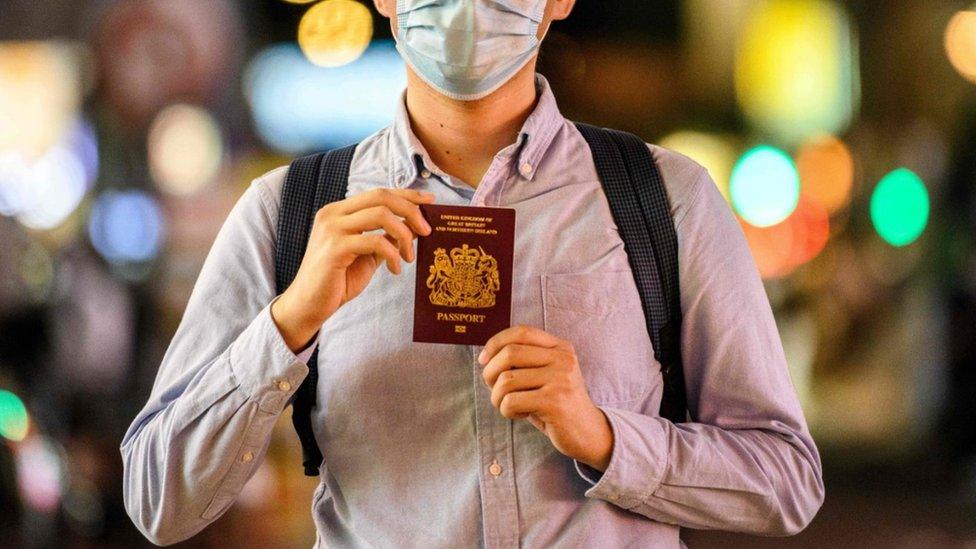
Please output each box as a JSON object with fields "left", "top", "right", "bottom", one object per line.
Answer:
{"left": 730, "top": 145, "right": 801, "bottom": 227}
{"left": 870, "top": 168, "right": 929, "bottom": 247}
{"left": 0, "top": 390, "right": 29, "bottom": 442}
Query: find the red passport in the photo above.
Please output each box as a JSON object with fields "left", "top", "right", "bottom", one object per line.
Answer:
{"left": 413, "top": 203, "right": 516, "bottom": 346}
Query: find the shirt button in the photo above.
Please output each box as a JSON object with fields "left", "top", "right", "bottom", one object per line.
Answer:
{"left": 519, "top": 162, "right": 533, "bottom": 176}
{"left": 420, "top": 169, "right": 432, "bottom": 179}
{"left": 488, "top": 459, "right": 502, "bottom": 476}
{"left": 241, "top": 451, "right": 254, "bottom": 463}
{"left": 277, "top": 380, "right": 291, "bottom": 392}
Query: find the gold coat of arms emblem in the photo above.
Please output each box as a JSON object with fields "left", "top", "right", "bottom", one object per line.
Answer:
{"left": 426, "top": 244, "right": 500, "bottom": 308}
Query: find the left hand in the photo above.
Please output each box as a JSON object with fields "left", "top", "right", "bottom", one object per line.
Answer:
{"left": 478, "top": 324, "right": 614, "bottom": 472}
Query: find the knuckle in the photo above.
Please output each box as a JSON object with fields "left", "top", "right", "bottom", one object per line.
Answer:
{"left": 496, "top": 346, "right": 510, "bottom": 364}
{"left": 498, "top": 370, "right": 515, "bottom": 387}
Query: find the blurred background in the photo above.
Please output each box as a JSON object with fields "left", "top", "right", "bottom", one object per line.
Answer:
{"left": 1, "top": 0, "right": 975, "bottom": 547}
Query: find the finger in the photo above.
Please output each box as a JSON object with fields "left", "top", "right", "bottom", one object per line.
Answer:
{"left": 498, "top": 388, "right": 546, "bottom": 420}
{"left": 335, "top": 199, "right": 430, "bottom": 244}
{"left": 479, "top": 324, "right": 563, "bottom": 366}
{"left": 337, "top": 206, "right": 418, "bottom": 262}
{"left": 481, "top": 343, "right": 554, "bottom": 388}
{"left": 489, "top": 366, "right": 553, "bottom": 409}
{"left": 334, "top": 188, "right": 435, "bottom": 236}
{"left": 341, "top": 233, "right": 402, "bottom": 274}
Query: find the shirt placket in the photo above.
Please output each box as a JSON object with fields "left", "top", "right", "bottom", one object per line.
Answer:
{"left": 471, "top": 344, "right": 520, "bottom": 549}
{"left": 466, "top": 158, "right": 520, "bottom": 548}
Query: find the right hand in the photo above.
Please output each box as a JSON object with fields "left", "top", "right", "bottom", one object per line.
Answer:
{"left": 271, "top": 187, "right": 436, "bottom": 352}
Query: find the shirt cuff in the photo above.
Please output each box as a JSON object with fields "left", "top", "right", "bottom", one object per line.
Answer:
{"left": 227, "top": 297, "right": 311, "bottom": 414}
{"left": 572, "top": 404, "right": 671, "bottom": 510}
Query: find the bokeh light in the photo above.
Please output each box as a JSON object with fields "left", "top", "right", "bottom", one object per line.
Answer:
{"left": 735, "top": 0, "right": 858, "bottom": 145}
{"left": 0, "top": 145, "right": 89, "bottom": 230}
{"left": 945, "top": 9, "right": 976, "bottom": 83}
{"left": 787, "top": 194, "right": 831, "bottom": 268}
{"left": 0, "top": 115, "right": 97, "bottom": 232}
{"left": 730, "top": 145, "right": 801, "bottom": 227}
{"left": 94, "top": 0, "right": 238, "bottom": 124}
{"left": 15, "top": 435, "right": 63, "bottom": 513}
{"left": 0, "top": 390, "right": 29, "bottom": 442}
{"left": 870, "top": 168, "right": 929, "bottom": 247}
{"left": 148, "top": 104, "right": 224, "bottom": 196}
{"left": 65, "top": 117, "right": 99, "bottom": 184}
{"left": 0, "top": 41, "right": 82, "bottom": 157}
{"left": 658, "top": 131, "right": 737, "bottom": 201}
{"left": 740, "top": 193, "right": 830, "bottom": 279}
{"left": 298, "top": 0, "right": 374, "bottom": 68}
{"left": 245, "top": 40, "right": 407, "bottom": 153}
{"left": 796, "top": 134, "right": 855, "bottom": 214}
{"left": 88, "top": 190, "right": 166, "bottom": 264}
{"left": 20, "top": 240, "right": 55, "bottom": 303}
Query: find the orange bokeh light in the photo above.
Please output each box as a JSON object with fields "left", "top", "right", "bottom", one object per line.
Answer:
{"left": 796, "top": 134, "right": 854, "bottom": 215}
{"left": 740, "top": 193, "right": 831, "bottom": 279}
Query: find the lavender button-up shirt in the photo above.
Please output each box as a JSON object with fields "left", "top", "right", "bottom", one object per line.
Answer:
{"left": 121, "top": 73, "right": 824, "bottom": 547}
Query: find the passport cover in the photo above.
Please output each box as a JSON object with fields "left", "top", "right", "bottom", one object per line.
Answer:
{"left": 413, "top": 203, "right": 516, "bottom": 345}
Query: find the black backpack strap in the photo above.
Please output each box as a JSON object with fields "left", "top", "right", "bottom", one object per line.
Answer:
{"left": 275, "top": 143, "right": 358, "bottom": 476}
{"left": 573, "top": 122, "right": 687, "bottom": 424}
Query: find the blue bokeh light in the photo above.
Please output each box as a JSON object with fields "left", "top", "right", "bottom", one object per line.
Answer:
{"left": 88, "top": 189, "right": 165, "bottom": 264}
{"left": 244, "top": 40, "right": 407, "bottom": 154}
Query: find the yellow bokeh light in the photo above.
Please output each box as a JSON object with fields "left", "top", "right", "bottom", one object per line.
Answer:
{"left": 659, "top": 131, "right": 737, "bottom": 202}
{"left": 148, "top": 104, "right": 224, "bottom": 196}
{"left": 298, "top": 0, "right": 373, "bottom": 68}
{"left": 796, "top": 134, "right": 854, "bottom": 214}
{"left": 946, "top": 10, "right": 976, "bottom": 83}
{"left": 735, "top": 0, "right": 858, "bottom": 146}
{"left": 0, "top": 41, "right": 82, "bottom": 158}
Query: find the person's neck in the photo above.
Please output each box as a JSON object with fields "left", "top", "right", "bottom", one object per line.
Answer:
{"left": 404, "top": 63, "right": 540, "bottom": 189}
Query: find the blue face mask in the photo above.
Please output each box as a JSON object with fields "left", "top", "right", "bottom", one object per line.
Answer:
{"left": 394, "top": 0, "right": 549, "bottom": 101}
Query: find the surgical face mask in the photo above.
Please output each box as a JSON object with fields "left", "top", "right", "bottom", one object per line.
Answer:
{"left": 394, "top": 0, "right": 549, "bottom": 101}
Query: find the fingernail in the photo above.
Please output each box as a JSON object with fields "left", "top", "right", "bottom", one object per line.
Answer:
{"left": 477, "top": 348, "right": 486, "bottom": 364}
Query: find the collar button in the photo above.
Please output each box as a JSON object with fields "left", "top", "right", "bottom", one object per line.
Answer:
{"left": 519, "top": 162, "right": 533, "bottom": 177}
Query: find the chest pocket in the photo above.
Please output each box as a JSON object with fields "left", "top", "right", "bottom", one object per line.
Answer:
{"left": 540, "top": 269, "right": 657, "bottom": 406}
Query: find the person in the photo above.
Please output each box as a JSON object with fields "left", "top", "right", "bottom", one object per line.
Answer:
{"left": 121, "top": 0, "right": 825, "bottom": 546}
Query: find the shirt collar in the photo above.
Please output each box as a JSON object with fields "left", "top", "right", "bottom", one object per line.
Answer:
{"left": 388, "top": 72, "right": 564, "bottom": 189}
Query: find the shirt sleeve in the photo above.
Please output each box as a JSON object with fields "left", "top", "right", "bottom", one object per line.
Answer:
{"left": 120, "top": 168, "right": 315, "bottom": 545}
{"left": 572, "top": 166, "right": 825, "bottom": 536}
